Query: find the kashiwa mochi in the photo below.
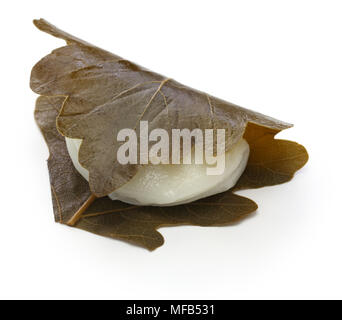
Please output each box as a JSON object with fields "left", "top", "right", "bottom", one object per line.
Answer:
{"left": 66, "top": 137, "right": 250, "bottom": 206}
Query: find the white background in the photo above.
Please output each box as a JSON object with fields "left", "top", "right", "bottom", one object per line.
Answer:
{"left": 0, "top": 0, "right": 341, "bottom": 300}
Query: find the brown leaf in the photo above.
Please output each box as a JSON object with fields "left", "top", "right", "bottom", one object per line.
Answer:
{"left": 31, "top": 19, "right": 294, "bottom": 197}
{"left": 35, "top": 96, "right": 258, "bottom": 250}
{"left": 34, "top": 96, "right": 92, "bottom": 223}
{"left": 235, "top": 122, "right": 308, "bottom": 190}
{"left": 32, "top": 19, "right": 308, "bottom": 250}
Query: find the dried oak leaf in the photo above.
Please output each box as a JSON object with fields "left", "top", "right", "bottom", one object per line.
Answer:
{"left": 32, "top": 19, "right": 308, "bottom": 250}
{"left": 31, "top": 19, "right": 296, "bottom": 197}
{"left": 35, "top": 96, "right": 259, "bottom": 250}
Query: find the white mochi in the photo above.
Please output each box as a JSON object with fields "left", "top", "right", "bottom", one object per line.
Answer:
{"left": 65, "top": 137, "right": 250, "bottom": 206}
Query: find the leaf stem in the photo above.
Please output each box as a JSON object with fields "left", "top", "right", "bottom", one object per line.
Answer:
{"left": 67, "top": 194, "right": 97, "bottom": 226}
